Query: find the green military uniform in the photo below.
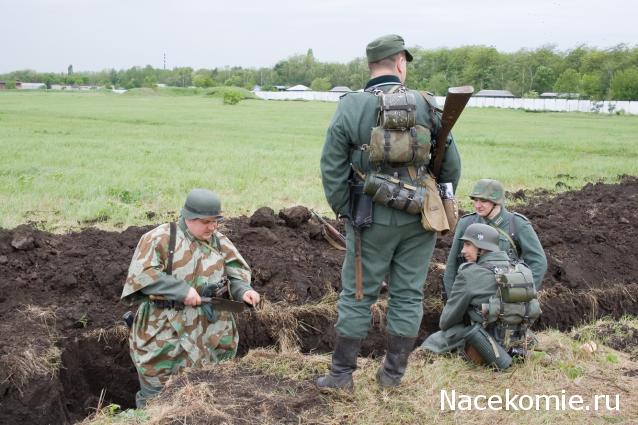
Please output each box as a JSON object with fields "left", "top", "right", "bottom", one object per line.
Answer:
{"left": 423, "top": 251, "right": 507, "bottom": 353}
{"left": 321, "top": 74, "right": 461, "bottom": 338}
{"left": 443, "top": 208, "right": 547, "bottom": 296}
{"left": 318, "top": 35, "right": 462, "bottom": 391}
{"left": 121, "top": 216, "right": 253, "bottom": 407}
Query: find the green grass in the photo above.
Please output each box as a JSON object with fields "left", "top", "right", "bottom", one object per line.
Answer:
{"left": 1, "top": 90, "right": 636, "bottom": 231}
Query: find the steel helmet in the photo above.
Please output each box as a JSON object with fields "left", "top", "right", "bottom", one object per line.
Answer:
{"left": 460, "top": 223, "right": 500, "bottom": 252}
{"left": 181, "top": 189, "right": 223, "bottom": 220}
{"left": 469, "top": 179, "right": 505, "bottom": 205}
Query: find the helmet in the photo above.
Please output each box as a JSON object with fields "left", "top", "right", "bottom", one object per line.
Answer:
{"left": 460, "top": 223, "right": 499, "bottom": 252}
{"left": 469, "top": 179, "right": 505, "bottom": 205}
{"left": 181, "top": 189, "right": 223, "bottom": 220}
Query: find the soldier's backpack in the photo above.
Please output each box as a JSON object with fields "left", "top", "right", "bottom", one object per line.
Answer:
{"left": 480, "top": 261, "right": 541, "bottom": 350}
{"left": 361, "top": 85, "right": 446, "bottom": 226}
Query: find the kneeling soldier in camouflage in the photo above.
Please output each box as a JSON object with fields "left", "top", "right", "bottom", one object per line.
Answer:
{"left": 421, "top": 223, "right": 540, "bottom": 369}
{"left": 121, "top": 189, "right": 260, "bottom": 408}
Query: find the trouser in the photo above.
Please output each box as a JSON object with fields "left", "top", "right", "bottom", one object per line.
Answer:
{"left": 336, "top": 220, "right": 436, "bottom": 338}
{"left": 135, "top": 372, "right": 163, "bottom": 409}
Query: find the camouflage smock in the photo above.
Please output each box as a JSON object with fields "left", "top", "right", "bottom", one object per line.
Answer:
{"left": 121, "top": 218, "right": 252, "bottom": 388}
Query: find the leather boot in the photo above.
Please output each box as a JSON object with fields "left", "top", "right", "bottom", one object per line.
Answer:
{"left": 376, "top": 333, "right": 416, "bottom": 389}
{"left": 316, "top": 334, "right": 362, "bottom": 392}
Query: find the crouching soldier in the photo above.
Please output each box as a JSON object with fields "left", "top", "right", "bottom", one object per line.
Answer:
{"left": 121, "top": 189, "right": 260, "bottom": 407}
{"left": 421, "top": 223, "right": 540, "bottom": 369}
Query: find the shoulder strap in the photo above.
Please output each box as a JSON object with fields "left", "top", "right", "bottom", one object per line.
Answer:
{"left": 491, "top": 225, "right": 519, "bottom": 258}
{"left": 166, "top": 222, "right": 177, "bottom": 276}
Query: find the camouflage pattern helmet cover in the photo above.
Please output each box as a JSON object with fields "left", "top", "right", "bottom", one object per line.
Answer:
{"left": 460, "top": 223, "right": 500, "bottom": 252}
{"left": 469, "top": 179, "right": 505, "bottom": 205}
{"left": 181, "top": 189, "right": 223, "bottom": 220}
{"left": 366, "top": 34, "right": 413, "bottom": 63}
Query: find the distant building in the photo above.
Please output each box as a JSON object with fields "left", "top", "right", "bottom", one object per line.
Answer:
{"left": 0, "top": 81, "right": 6, "bottom": 90}
{"left": 330, "top": 86, "right": 352, "bottom": 92}
{"left": 475, "top": 89, "right": 515, "bottom": 98}
{"left": 540, "top": 92, "right": 580, "bottom": 99}
{"left": 273, "top": 85, "right": 287, "bottom": 91}
{"left": 16, "top": 82, "right": 46, "bottom": 90}
{"left": 286, "top": 84, "right": 310, "bottom": 91}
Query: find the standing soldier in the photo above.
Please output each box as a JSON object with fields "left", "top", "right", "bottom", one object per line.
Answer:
{"left": 443, "top": 179, "right": 547, "bottom": 298}
{"left": 121, "top": 189, "right": 260, "bottom": 407}
{"left": 318, "top": 34, "right": 461, "bottom": 391}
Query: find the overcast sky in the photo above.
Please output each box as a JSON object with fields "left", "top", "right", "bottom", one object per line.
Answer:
{"left": 2, "top": 0, "right": 636, "bottom": 73}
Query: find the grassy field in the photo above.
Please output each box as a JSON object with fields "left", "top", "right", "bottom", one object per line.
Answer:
{"left": 1, "top": 89, "right": 637, "bottom": 231}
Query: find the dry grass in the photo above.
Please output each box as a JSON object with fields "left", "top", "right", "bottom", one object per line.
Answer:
{"left": 255, "top": 293, "right": 338, "bottom": 353}
{"left": 81, "top": 320, "right": 638, "bottom": 425}
{"left": 2, "top": 345, "right": 62, "bottom": 390}
{"left": 85, "top": 324, "right": 130, "bottom": 344}
{"left": 1, "top": 305, "right": 62, "bottom": 390}
{"left": 17, "top": 304, "right": 58, "bottom": 334}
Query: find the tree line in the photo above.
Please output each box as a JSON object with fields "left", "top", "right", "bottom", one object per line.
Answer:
{"left": 2, "top": 44, "right": 638, "bottom": 100}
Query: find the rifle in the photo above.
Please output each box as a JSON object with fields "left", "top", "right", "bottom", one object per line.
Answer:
{"left": 430, "top": 86, "right": 474, "bottom": 180}
{"left": 149, "top": 294, "right": 248, "bottom": 313}
{"left": 310, "top": 209, "right": 346, "bottom": 250}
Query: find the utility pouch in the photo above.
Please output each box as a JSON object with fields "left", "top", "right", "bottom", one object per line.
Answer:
{"left": 496, "top": 265, "right": 536, "bottom": 303}
{"left": 363, "top": 173, "right": 424, "bottom": 215}
{"left": 349, "top": 181, "right": 373, "bottom": 229}
{"left": 482, "top": 298, "right": 542, "bottom": 326}
{"left": 379, "top": 90, "right": 417, "bottom": 129}
{"left": 419, "top": 173, "right": 450, "bottom": 233}
{"left": 368, "top": 125, "right": 431, "bottom": 165}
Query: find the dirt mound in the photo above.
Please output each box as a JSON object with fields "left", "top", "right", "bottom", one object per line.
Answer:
{"left": 142, "top": 363, "right": 328, "bottom": 424}
{"left": 1, "top": 178, "right": 637, "bottom": 423}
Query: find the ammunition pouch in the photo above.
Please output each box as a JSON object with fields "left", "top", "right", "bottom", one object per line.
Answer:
{"left": 363, "top": 173, "right": 424, "bottom": 215}
{"left": 349, "top": 180, "right": 374, "bottom": 229}
{"left": 465, "top": 324, "right": 512, "bottom": 370}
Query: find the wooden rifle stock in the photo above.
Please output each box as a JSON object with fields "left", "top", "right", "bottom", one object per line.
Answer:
{"left": 310, "top": 209, "right": 346, "bottom": 249}
{"left": 431, "top": 86, "right": 474, "bottom": 180}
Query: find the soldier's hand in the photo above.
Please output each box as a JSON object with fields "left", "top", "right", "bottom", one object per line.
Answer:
{"left": 242, "top": 290, "right": 260, "bottom": 306}
{"left": 183, "top": 287, "right": 202, "bottom": 306}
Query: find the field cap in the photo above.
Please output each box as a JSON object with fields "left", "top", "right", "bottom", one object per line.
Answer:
{"left": 366, "top": 34, "right": 413, "bottom": 63}
{"left": 181, "top": 189, "right": 224, "bottom": 220}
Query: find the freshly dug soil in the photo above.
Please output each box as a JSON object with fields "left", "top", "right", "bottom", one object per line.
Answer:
{"left": 0, "top": 177, "right": 636, "bottom": 424}
{"left": 147, "top": 364, "right": 328, "bottom": 424}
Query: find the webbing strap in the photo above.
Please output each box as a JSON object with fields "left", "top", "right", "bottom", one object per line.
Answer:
{"left": 166, "top": 222, "right": 177, "bottom": 276}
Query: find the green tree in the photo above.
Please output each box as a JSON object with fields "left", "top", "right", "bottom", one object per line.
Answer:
{"left": 310, "top": 77, "right": 331, "bottom": 91}
{"left": 426, "top": 72, "right": 450, "bottom": 95}
{"left": 223, "top": 75, "right": 242, "bottom": 87}
{"left": 553, "top": 68, "right": 580, "bottom": 93}
{"left": 193, "top": 73, "right": 214, "bottom": 87}
{"left": 581, "top": 72, "right": 605, "bottom": 99}
{"left": 610, "top": 68, "right": 638, "bottom": 100}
